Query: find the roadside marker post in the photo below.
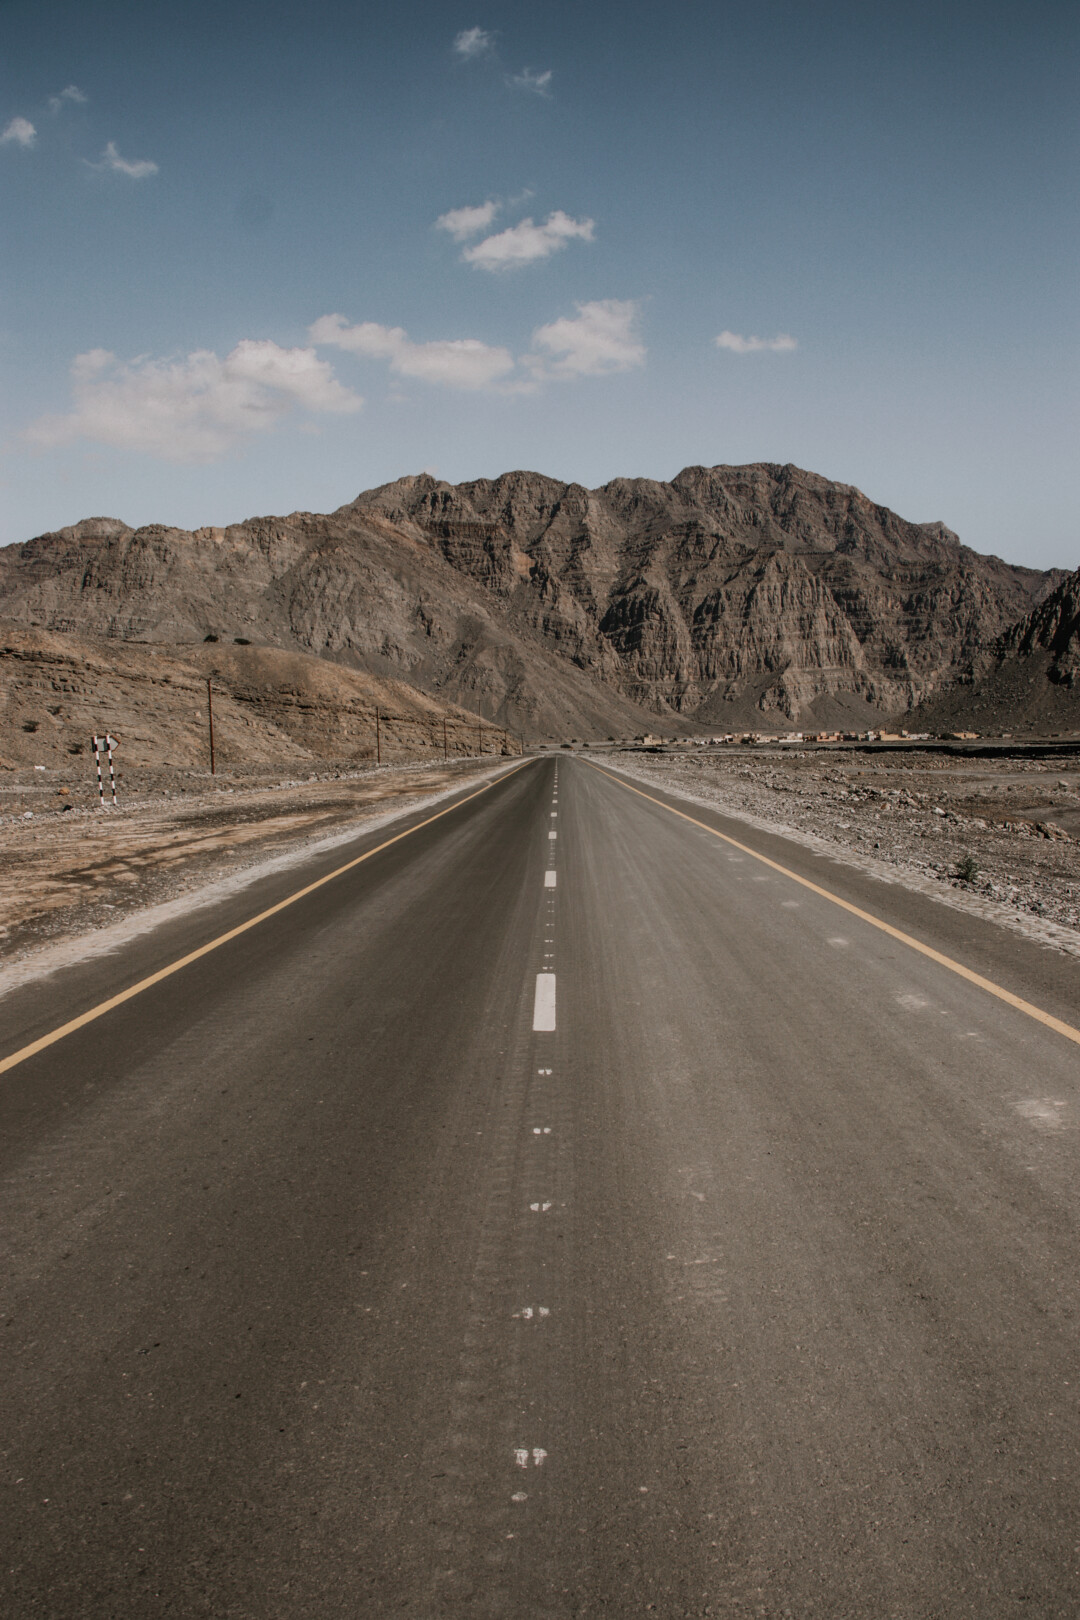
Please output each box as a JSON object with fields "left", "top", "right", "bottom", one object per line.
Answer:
{"left": 92, "top": 733, "right": 119, "bottom": 807}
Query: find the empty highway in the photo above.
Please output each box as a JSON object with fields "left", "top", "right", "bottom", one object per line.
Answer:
{"left": 3, "top": 755, "right": 1080, "bottom": 1618}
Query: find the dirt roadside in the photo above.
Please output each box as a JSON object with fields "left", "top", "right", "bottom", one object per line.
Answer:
{"left": 0, "top": 756, "right": 515, "bottom": 968}
{"left": 607, "top": 747, "right": 1080, "bottom": 960}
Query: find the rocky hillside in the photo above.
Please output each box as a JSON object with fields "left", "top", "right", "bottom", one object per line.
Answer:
{"left": 0, "top": 465, "right": 1066, "bottom": 734}
{"left": 909, "top": 567, "right": 1080, "bottom": 736}
{"left": 0, "top": 625, "right": 510, "bottom": 770}
{"left": 998, "top": 567, "right": 1080, "bottom": 686}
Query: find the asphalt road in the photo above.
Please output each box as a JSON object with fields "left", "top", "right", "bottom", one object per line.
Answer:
{"left": 3, "top": 755, "right": 1080, "bottom": 1618}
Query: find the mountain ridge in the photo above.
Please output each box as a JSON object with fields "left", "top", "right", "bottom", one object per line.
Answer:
{"left": 0, "top": 463, "right": 1071, "bottom": 736}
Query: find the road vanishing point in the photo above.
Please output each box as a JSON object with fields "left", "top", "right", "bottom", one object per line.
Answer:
{"left": 3, "top": 755, "right": 1080, "bottom": 1617}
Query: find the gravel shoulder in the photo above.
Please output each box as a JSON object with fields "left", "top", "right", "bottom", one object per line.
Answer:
{"left": 605, "top": 747, "right": 1080, "bottom": 961}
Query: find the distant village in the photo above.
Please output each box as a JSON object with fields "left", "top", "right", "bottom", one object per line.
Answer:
{"left": 632, "top": 729, "right": 978, "bottom": 747}
{"left": 539, "top": 729, "right": 986, "bottom": 749}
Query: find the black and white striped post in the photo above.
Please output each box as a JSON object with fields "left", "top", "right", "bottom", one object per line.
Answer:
{"left": 92, "top": 733, "right": 119, "bottom": 807}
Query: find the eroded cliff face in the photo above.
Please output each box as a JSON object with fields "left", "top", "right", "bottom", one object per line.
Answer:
{"left": 349, "top": 463, "right": 1053, "bottom": 723}
{"left": 0, "top": 464, "right": 1061, "bottom": 732}
{"left": 999, "top": 568, "right": 1080, "bottom": 686}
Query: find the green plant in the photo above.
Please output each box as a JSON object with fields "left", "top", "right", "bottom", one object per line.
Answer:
{"left": 955, "top": 854, "right": 980, "bottom": 883}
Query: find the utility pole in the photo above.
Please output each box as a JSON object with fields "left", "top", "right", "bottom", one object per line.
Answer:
{"left": 206, "top": 678, "right": 216, "bottom": 775}
{"left": 375, "top": 706, "right": 381, "bottom": 766}
{"left": 442, "top": 717, "right": 448, "bottom": 759}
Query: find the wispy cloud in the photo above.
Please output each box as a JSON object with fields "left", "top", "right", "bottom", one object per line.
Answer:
{"left": 508, "top": 67, "right": 552, "bottom": 95}
{"left": 715, "top": 330, "right": 797, "bottom": 353}
{"left": 312, "top": 300, "right": 644, "bottom": 393}
{"left": 1, "top": 117, "right": 36, "bottom": 149}
{"left": 310, "top": 314, "right": 515, "bottom": 390}
{"left": 452, "top": 27, "right": 551, "bottom": 95}
{"left": 528, "top": 299, "right": 645, "bottom": 378}
{"left": 435, "top": 200, "right": 500, "bottom": 241}
{"left": 26, "top": 341, "right": 360, "bottom": 461}
{"left": 462, "top": 211, "right": 593, "bottom": 271}
{"left": 453, "top": 27, "right": 494, "bottom": 58}
{"left": 89, "top": 140, "right": 159, "bottom": 178}
{"left": 48, "top": 84, "right": 87, "bottom": 113}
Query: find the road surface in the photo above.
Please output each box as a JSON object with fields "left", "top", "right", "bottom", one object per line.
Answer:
{"left": 2, "top": 755, "right": 1080, "bottom": 1617}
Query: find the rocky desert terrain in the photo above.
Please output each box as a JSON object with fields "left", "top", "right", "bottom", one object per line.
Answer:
{"left": 0, "top": 622, "right": 517, "bottom": 772}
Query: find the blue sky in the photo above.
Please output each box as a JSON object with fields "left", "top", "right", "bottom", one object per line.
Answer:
{"left": 1, "top": 0, "right": 1076, "bottom": 568}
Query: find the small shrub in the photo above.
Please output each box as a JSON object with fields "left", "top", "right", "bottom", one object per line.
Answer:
{"left": 955, "top": 854, "right": 980, "bottom": 883}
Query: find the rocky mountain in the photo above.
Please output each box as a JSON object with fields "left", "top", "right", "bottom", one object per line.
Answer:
{"left": 998, "top": 566, "right": 1080, "bottom": 686}
{"left": 0, "top": 464, "right": 1067, "bottom": 736}
{"left": 909, "top": 567, "right": 1080, "bottom": 736}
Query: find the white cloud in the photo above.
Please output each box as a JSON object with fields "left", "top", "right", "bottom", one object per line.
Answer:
{"left": 462, "top": 210, "right": 593, "bottom": 271}
{"left": 311, "top": 314, "right": 515, "bottom": 391}
{"left": 509, "top": 67, "right": 552, "bottom": 95}
{"left": 528, "top": 299, "right": 645, "bottom": 377}
{"left": 91, "top": 140, "right": 159, "bottom": 178}
{"left": 435, "top": 200, "right": 500, "bottom": 241}
{"left": 25, "top": 340, "right": 360, "bottom": 461}
{"left": 70, "top": 348, "right": 115, "bottom": 382}
{"left": 715, "top": 330, "right": 797, "bottom": 353}
{"left": 1, "top": 117, "right": 36, "bottom": 148}
{"left": 454, "top": 27, "right": 494, "bottom": 58}
{"left": 49, "top": 84, "right": 87, "bottom": 113}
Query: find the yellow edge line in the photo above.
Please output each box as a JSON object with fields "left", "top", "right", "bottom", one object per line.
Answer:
{"left": 0, "top": 760, "right": 534, "bottom": 1076}
{"left": 586, "top": 760, "right": 1080, "bottom": 1048}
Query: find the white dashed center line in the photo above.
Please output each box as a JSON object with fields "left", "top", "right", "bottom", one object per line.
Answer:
{"left": 545, "top": 870, "right": 557, "bottom": 887}
{"left": 532, "top": 973, "right": 556, "bottom": 1031}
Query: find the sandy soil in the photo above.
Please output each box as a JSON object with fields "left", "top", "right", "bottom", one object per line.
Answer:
{"left": 608, "top": 746, "right": 1080, "bottom": 959}
{"left": 0, "top": 756, "right": 512, "bottom": 965}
